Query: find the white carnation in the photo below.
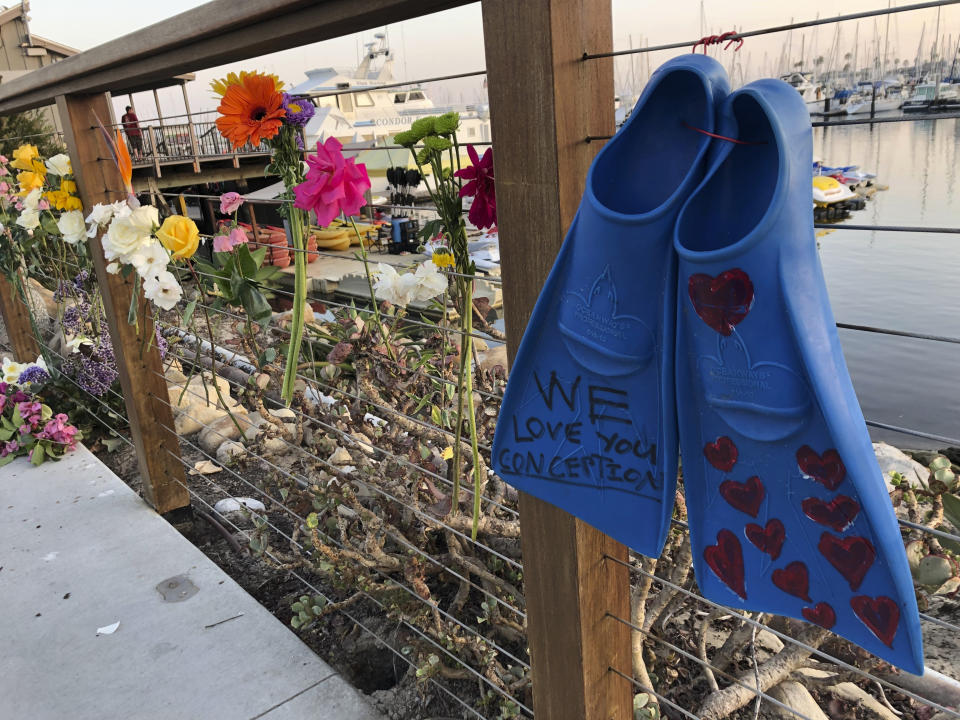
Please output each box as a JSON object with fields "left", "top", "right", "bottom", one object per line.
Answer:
{"left": 411, "top": 260, "right": 448, "bottom": 302}
{"left": 16, "top": 209, "right": 40, "bottom": 230}
{"left": 143, "top": 270, "right": 182, "bottom": 311}
{"left": 22, "top": 187, "right": 42, "bottom": 211}
{"left": 129, "top": 239, "right": 169, "bottom": 279}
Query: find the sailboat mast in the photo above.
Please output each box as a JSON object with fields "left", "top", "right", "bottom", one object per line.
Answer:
{"left": 881, "top": 0, "right": 892, "bottom": 83}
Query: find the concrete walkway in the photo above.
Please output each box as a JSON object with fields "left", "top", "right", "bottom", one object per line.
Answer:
{"left": 0, "top": 445, "right": 382, "bottom": 720}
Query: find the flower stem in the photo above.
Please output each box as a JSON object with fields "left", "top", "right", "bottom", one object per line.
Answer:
{"left": 281, "top": 207, "right": 307, "bottom": 405}
{"left": 462, "top": 277, "right": 482, "bottom": 540}
{"left": 348, "top": 216, "right": 397, "bottom": 364}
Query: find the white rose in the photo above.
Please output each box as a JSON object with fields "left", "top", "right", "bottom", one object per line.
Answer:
{"left": 129, "top": 238, "right": 169, "bottom": 279}
{"left": 57, "top": 210, "right": 86, "bottom": 245}
{"left": 103, "top": 206, "right": 157, "bottom": 263}
{"left": 85, "top": 202, "right": 116, "bottom": 228}
{"left": 22, "top": 187, "right": 42, "bottom": 211}
{"left": 143, "top": 270, "right": 182, "bottom": 311}
{"left": 16, "top": 209, "right": 40, "bottom": 230}
{"left": 44, "top": 153, "right": 72, "bottom": 176}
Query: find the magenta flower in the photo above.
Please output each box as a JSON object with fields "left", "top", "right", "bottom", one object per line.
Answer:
{"left": 219, "top": 192, "right": 245, "bottom": 215}
{"left": 293, "top": 137, "right": 371, "bottom": 226}
{"left": 0, "top": 440, "right": 18, "bottom": 457}
{"left": 213, "top": 227, "right": 247, "bottom": 253}
{"left": 454, "top": 145, "right": 496, "bottom": 230}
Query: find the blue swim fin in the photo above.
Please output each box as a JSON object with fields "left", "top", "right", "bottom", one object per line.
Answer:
{"left": 492, "top": 55, "right": 729, "bottom": 557}
{"left": 674, "top": 79, "right": 924, "bottom": 673}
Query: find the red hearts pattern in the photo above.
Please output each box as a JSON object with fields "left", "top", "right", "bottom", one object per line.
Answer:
{"left": 719, "top": 476, "right": 765, "bottom": 518}
{"left": 772, "top": 561, "right": 811, "bottom": 601}
{"left": 797, "top": 446, "right": 846, "bottom": 491}
{"left": 818, "top": 533, "right": 876, "bottom": 591}
{"left": 688, "top": 268, "right": 755, "bottom": 336}
{"left": 745, "top": 519, "right": 785, "bottom": 560}
{"left": 704, "top": 436, "right": 738, "bottom": 472}
{"left": 704, "top": 529, "right": 746, "bottom": 599}
{"left": 802, "top": 495, "right": 861, "bottom": 532}
{"left": 802, "top": 602, "right": 837, "bottom": 629}
{"left": 851, "top": 595, "right": 900, "bottom": 647}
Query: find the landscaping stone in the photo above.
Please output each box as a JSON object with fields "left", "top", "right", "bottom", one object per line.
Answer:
{"left": 262, "top": 437, "right": 289, "bottom": 457}
{"left": 269, "top": 408, "right": 296, "bottom": 421}
{"left": 768, "top": 681, "right": 828, "bottom": 720}
{"left": 175, "top": 402, "right": 228, "bottom": 436}
{"left": 478, "top": 344, "right": 508, "bottom": 373}
{"left": 874, "top": 442, "right": 929, "bottom": 490}
{"left": 199, "top": 412, "right": 256, "bottom": 454}
{"left": 827, "top": 682, "right": 899, "bottom": 720}
{"left": 213, "top": 497, "right": 267, "bottom": 515}
{"left": 216, "top": 441, "right": 247, "bottom": 465}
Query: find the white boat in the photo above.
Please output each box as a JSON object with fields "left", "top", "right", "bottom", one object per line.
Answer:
{"left": 288, "top": 34, "right": 491, "bottom": 192}
{"left": 843, "top": 82, "right": 904, "bottom": 115}
{"left": 780, "top": 72, "right": 836, "bottom": 115}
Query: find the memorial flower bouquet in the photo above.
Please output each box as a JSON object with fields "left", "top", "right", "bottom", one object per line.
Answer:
{"left": 212, "top": 69, "right": 316, "bottom": 404}
{"left": 0, "top": 379, "right": 81, "bottom": 466}
{"left": 394, "top": 114, "right": 497, "bottom": 538}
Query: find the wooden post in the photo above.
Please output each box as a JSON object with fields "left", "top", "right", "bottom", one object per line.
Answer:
{"left": 0, "top": 274, "right": 41, "bottom": 360}
{"left": 481, "top": 0, "right": 632, "bottom": 718}
{"left": 56, "top": 92, "right": 189, "bottom": 514}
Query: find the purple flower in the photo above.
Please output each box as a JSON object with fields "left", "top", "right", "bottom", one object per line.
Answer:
{"left": 18, "top": 366, "right": 49, "bottom": 386}
{"left": 0, "top": 440, "right": 18, "bottom": 457}
{"left": 281, "top": 94, "right": 315, "bottom": 128}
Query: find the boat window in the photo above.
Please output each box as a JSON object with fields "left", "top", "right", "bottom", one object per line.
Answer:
{"left": 339, "top": 94, "right": 353, "bottom": 113}
{"left": 355, "top": 92, "right": 374, "bottom": 107}
{"left": 408, "top": 91, "right": 425, "bottom": 101}
{"left": 393, "top": 93, "right": 407, "bottom": 103}
{"left": 468, "top": 126, "right": 476, "bottom": 137}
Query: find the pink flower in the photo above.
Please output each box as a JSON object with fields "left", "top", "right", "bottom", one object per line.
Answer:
{"left": 0, "top": 166, "right": 9, "bottom": 177}
{"left": 454, "top": 145, "right": 496, "bottom": 230}
{"left": 219, "top": 192, "right": 245, "bottom": 215}
{"left": 213, "top": 227, "right": 248, "bottom": 253}
{"left": 293, "top": 137, "right": 371, "bottom": 227}
{"left": 37, "top": 199, "right": 50, "bottom": 211}
{"left": 0, "top": 440, "right": 18, "bottom": 457}
{"left": 0, "top": 181, "right": 9, "bottom": 193}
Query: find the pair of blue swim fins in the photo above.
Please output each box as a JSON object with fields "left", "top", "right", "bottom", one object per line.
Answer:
{"left": 491, "top": 54, "right": 923, "bottom": 674}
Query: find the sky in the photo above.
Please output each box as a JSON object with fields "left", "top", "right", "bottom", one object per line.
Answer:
{"left": 20, "top": 0, "right": 960, "bottom": 124}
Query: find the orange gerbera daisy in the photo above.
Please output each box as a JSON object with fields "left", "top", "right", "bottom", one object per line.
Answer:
{"left": 215, "top": 73, "right": 286, "bottom": 150}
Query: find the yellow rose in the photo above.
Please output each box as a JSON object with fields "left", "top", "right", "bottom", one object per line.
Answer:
{"left": 157, "top": 214, "right": 199, "bottom": 260}
{"left": 11, "top": 144, "right": 39, "bottom": 171}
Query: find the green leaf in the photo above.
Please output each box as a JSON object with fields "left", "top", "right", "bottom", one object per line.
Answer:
{"left": 128, "top": 274, "right": 140, "bottom": 326}
{"left": 40, "top": 214, "right": 59, "bottom": 235}
{"left": 181, "top": 298, "right": 198, "bottom": 327}
{"left": 239, "top": 284, "right": 272, "bottom": 323}
{"left": 249, "top": 246, "right": 267, "bottom": 268}
{"left": 430, "top": 405, "right": 442, "bottom": 427}
{"left": 102, "top": 436, "right": 125, "bottom": 453}
{"left": 915, "top": 555, "right": 954, "bottom": 586}
{"left": 31, "top": 444, "right": 45, "bottom": 465}
{"left": 236, "top": 243, "right": 259, "bottom": 278}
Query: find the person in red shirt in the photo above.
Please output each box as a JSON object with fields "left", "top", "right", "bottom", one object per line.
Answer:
{"left": 121, "top": 106, "right": 143, "bottom": 158}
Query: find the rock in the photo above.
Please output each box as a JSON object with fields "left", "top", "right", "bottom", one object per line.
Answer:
{"left": 164, "top": 361, "right": 188, "bottom": 385}
{"left": 185, "top": 373, "right": 232, "bottom": 407}
{"left": 329, "top": 446, "right": 353, "bottom": 466}
{"left": 874, "top": 442, "right": 929, "bottom": 490}
{"left": 175, "top": 402, "right": 228, "bottom": 436}
{"left": 269, "top": 408, "right": 296, "bottom": 421}
{"left": 198, "top": 412, "right": 255, "bottom": 454}
{"left": 827, "top": 682, "right": 900, "bottom": 720}
{"left": 213, "top": 497, "right": 266, "bottom": 515}
{"left": 767, "top": 681, "right": 829, "bottom": 720}
{"left": 478, "top": 344, "right": 508, "bottom": 374}
{"left": 216, "top": 441, "right": 247, "bottom": 465}
{"left": 261, "top": 437, "right": 289, "bottom": 456}
{"left": 350, "top": 432, "right": 377, "bottom": 457}
{"left": 756, "top": 629, "right": 784, "bottom": 654}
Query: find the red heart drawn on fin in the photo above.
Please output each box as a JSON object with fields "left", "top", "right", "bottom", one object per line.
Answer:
{"left": 772, "top": 561, "right": 811, "bottom": 601}
{"left": 851, "top": 595, "right": 899, "bottom": 647}
{"left": 719, "top": 476, "right": 765, "bottom": 518}
{"left": 818, "top": 533, "right": 876, "bottom": 591}
{"left": 745, "top": 519, "right": 785, "bottom": 560}
{"left": 704, "top": 529, "right": 746, "bottom": 599}
{"left": 796, "top": 446, "right": 846, "bottom": 490}
{"left": 802, "top": 495, "right": 861, "bottom": 532}
{"left": 704, "top": 436, "right": 738, "bottom": 472}
{"left": 802, "top": 602, "right": 837, "bottom": 629}
{"left": 688, "top": 269, "right": 755, "bottom": 336}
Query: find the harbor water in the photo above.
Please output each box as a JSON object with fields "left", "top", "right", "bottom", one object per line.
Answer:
{"left": 815, "top": 115, "right": 960, "bottom": 450}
